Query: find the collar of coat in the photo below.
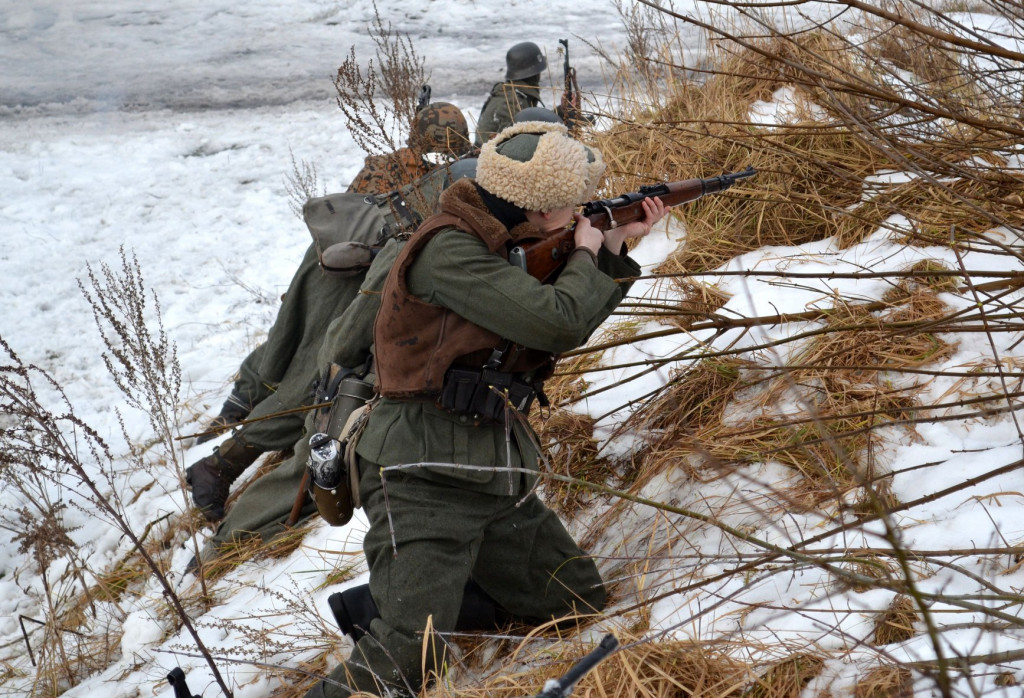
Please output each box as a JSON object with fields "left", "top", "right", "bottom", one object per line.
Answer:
{"left": 435, "top": 178, "right": 545, "bottom": 254}
{"left": 490, "top": 80, "right": 542, "bottom": 105}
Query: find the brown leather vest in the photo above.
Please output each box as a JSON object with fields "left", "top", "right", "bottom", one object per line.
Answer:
{"left": 374, "top": 180, "right": 556, "bottom": 399}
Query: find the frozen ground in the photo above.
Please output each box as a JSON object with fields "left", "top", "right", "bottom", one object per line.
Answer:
{"left": 1, "top": 0, "right": 647, "bottom": 115}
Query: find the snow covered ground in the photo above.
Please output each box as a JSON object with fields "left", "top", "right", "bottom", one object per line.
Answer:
{"left": 2, "top": 0, "right": 641, "bottom": 116}
{"left": 3, "top": 1, "right": 1024, "bottom": 697}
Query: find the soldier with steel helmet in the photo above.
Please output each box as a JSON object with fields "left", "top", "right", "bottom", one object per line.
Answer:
{"left": 473, "top": 41, "right": 550, "bottom": 146}
{"left": 349, "top": 101, "right": 471, "bottom": 194}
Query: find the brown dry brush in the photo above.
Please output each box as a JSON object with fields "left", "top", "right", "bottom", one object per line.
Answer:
{"left": 284, "top": 147, "right": 324, "bottom": 221}
{"left": 79, "top": 248, "right": 183, "bottom": 457}
{"left": 516, "top": 3, "right": 1024, "bottom": 697}
{"left": 333, "top": 1, "right": 428, "bottom": 157}
{"left": 0, "top": 344, "right": 229, "bottom": 696}
{"left": 0, "top": 251, "right": 230, "bottom": 696}
{"left": 595, "top": 4, "right": 1024, "bottom": 267}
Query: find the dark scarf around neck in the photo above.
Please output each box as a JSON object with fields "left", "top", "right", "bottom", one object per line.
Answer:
{"left": 475, "top": 183, "right": 527, "bottom": 231}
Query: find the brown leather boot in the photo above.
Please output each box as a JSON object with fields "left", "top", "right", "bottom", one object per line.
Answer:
{"left": 185, "top": 437, "right": 264, "bottom": 521}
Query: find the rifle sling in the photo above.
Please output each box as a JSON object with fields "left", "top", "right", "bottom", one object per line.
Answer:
{"left": 385, "top": 190, "right": 422, "bottom": 233}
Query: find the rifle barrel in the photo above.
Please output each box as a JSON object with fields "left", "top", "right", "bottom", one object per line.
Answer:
{"left": 521, "top": 168, "right": 757, "bottom": 282}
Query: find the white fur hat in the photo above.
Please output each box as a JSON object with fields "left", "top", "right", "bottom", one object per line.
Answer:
{"left": 475, "top": 121, "right": 605, "bottom": 212}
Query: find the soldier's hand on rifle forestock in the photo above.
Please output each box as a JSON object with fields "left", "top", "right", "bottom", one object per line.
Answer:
{"left": 572, "top": 213, "right": 604, "bottom": 256}
{"left": 602, "top": 196, "right": 668, "bottom": 254}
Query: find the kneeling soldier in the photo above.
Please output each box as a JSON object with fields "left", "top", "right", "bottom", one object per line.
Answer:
{"left": 305, "top": 120, "right": 668, "bottom": 697}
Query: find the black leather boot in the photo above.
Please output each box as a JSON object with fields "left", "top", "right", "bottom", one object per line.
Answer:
{"left": 328, "top": 578, "right": 505, "bottom": 642}
{"left": 457, "top": 577, "right": 503, "bottom": 630}
{"left": 328, "top": 584, "right": 379, "bottom": 643}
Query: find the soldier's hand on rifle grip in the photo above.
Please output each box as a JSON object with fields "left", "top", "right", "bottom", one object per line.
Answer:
{"left": 602, "top": 196, "right": 668, "bottom": 254}
{"left": 572, "top": 213, "right": 604, "bottom": 256}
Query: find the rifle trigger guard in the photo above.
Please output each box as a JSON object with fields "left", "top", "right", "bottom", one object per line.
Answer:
{"left": 601, "top": 203, "right": 618, "bottom": 228}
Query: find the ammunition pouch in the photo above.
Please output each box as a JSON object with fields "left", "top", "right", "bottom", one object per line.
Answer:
{"left": 307, "top": 363, "right": 375, "bottom": 526}
{"left": 437, "top": 366, "right": 543, "bottom": 423}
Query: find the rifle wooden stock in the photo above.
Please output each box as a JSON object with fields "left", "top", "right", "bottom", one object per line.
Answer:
{"left": 513, "top": 167, "right": 756, "bottom": 283}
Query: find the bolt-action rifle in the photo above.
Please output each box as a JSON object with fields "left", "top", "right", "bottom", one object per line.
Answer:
{"left": 166, "top": 667, "right": 201, "bottom": 698}
{"left": 416, "top": 84, "right": 432, "bottom": 112}
{"left": 558, "top": 38, "right": 584, "bottom": 135}
{"left": 509, "top": 167, "right": 757, "bottom": 284}
{"left": 530, "top": 634, "right": 619, "bottom": 698}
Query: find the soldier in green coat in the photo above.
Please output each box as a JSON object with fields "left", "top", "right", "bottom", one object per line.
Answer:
{"left": 185, "top": 160, "right": 467, "bottom": 523}
{"left": 304, "top": 121, "right": 669, "bottom": 697}
{"left": 348, "top": 102, "right": 471, "bottom": 195}
{"left": 474, "top": 41, "right": 549, "bottom": 146}
{"left": 185, "top": 211, "right": 377, "bottom": 522}
{"left": 189, "top": 159, "right": 478, "bottom": 568}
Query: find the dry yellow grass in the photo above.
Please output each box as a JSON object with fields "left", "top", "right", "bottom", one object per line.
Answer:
{"left": 434, "top": 636, "right": 749, "bottom": 698}
{"left": 532, "top": 409, "right": 613, "bottom": 515}
{"left": 746, "top": 653, "right": 826, "bottom": 698}
{"left": 673, "top": 294, "right": 954, "bottom": 503}
{"left": 834, "top": 174, "right": 1024, "bottom": 249}
{"left": 625, "top": 358, "right": 750, "bottom": 476}
{"left": 873, "top": 595, "right": 920, "bottom": 646}
{"left": 853, "top": 665, "right": 914, "bottom": 697}
{"left": 199, "top": 521, "right": 315, "bottom": 585}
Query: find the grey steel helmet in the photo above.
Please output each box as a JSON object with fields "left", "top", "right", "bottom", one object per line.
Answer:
{"left": 446, "top": 157, "right": 478, "bottom": 184}
{"left": 513, "top": 107, "right": 562, "bottom": 125}
{"left": 505, "top": 41, "right": 547, "bottom": 81}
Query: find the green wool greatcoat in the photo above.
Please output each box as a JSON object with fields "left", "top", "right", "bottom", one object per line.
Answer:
{"left": 222, "top": 162, "right": 455, "bottom": 453}
{"left": 317, "top": 186, "right": 641, "bottom": 697}
{"left": 199, "top": 238, "right": 405, "bottom": 560}
{"left": 224, "top": 194, "right": 390, "bottom": 452}
{"left": 473, "top": 81, "right": 541, "bottom": 146}
{"left": 199, "top": 166, "right": 458, "bottom": 560}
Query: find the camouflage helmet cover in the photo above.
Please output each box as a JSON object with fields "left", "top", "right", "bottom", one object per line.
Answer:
{"left": 410, "top": 102, "right": 470, "bottom": 156}
{"left": 505, "top": 41, "right": 547, "bottom": 81}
